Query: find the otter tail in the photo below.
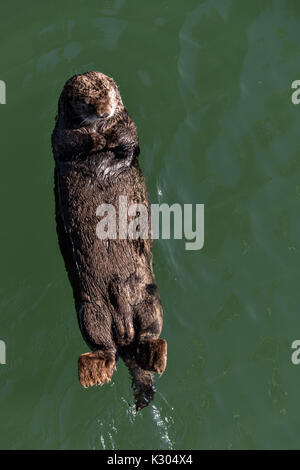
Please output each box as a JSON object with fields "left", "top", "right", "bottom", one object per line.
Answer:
{"left": 126, "top": 358, "right": 156, "bottom": 411}
{"left": 122, "top": 338, "right": 167, "bottom": 411}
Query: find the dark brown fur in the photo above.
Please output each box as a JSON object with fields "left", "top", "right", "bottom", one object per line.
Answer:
{"left": 52, "top": 71, "right": 167, "bottom": 410}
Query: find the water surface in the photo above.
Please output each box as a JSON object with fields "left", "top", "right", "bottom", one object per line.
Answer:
{"left": 1, "top": 0, "right": 300, "bottom": 450}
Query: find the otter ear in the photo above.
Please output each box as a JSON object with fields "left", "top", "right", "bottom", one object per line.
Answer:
{"left": 107, "top": 76, "right": 116, "bottom": 86}
{"left": 135, "top": 338, "right": 167, "bottom": 375}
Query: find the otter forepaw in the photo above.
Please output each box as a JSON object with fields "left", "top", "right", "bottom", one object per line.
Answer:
{"left": 90, "top": 133, "right": 106, "bottom": 152}
{"left": 78, "top": 350, "right": 115, "bottom": 388}
{"left": 135, "top": 338, "right": 167, "bottom": 375}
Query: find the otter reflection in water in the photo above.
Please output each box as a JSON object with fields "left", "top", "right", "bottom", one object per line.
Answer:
{"left": 52, "top": 71, "right": 167, "bottom": 410}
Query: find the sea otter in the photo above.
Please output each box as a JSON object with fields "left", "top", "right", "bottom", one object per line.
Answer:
{"left": 52, "top": 71, "right": 167, "bottom": 410}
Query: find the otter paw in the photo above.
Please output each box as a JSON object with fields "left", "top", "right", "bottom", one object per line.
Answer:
{"left": 78, "top": 351, "right": 115, "bottom": 388}
{"left": 135, "top": 338, "right": 167, "bottom": 375}
{"left": 90, "top": 133, "right": 106, "bottom": 152}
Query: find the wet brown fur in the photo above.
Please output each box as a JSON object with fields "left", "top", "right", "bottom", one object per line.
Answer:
{"left": 52, "top": 71, "right": 167, "bottom": 409}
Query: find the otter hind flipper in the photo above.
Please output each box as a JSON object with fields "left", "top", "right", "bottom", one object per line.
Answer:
{"left": 135, "top": 338, "right": 167, "bottom": 375}
{"left": 78, "top": 350, "right": 116, "bottom": 388}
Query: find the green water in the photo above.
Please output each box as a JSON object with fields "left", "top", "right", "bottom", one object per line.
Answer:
{"left": 1, "top": 0, "right": 300, "bottom": 450}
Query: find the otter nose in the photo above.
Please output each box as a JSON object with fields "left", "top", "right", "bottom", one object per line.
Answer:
{"left": 99, "top": 112, "right": 109, "bottom": 118}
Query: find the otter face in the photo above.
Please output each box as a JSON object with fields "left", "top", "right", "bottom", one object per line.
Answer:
{"left": 60, "top": 71, "right": 123, "bottom": 126}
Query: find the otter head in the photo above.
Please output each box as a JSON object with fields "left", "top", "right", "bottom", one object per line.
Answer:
{"left": 58, "top": 71, "right": 124, "bottom": 127}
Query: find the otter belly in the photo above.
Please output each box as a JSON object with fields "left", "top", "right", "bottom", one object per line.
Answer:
{"left": 55, "top": 157, "right": 155, "bottom": 348}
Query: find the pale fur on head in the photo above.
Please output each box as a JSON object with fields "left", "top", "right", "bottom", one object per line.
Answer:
{"left": 58, "top": 71, "right": 124, "bottom": 127}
